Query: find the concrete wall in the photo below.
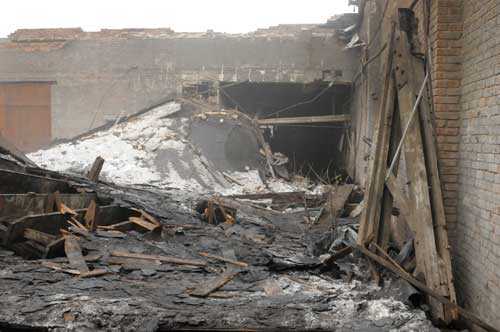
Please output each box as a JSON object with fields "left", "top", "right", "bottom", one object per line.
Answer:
{"left": 0, "top": 27, "right": 358, "bottom": 139}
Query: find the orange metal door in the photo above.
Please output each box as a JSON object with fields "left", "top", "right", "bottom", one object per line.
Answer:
{"left": 0, "top": 82, "right": 52, "bottom": 152}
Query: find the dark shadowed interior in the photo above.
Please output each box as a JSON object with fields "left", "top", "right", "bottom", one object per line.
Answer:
{"left": 219, "top": 81, "right": 351, "bottom": 180}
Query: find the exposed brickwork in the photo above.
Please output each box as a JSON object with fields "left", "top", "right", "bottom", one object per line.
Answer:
{"left": 351, "top": 0, "right": 500, "bottom": 328}
{"left": 453, "top": 0, "right": 500, "bottom": 328}
{"left": 429, "top": 0, "right": 463, "bottom": 243}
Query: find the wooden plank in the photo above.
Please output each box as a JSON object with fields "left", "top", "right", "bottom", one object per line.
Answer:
{"left": 199, "top": 252, "right": 248, "bottom": 268}
{"left": 41, "top": 261, "right": 81, "bottom": 275}
{"left": 111, "top": 251, "right": 207, "bottom": 267}
{"left": 385, "top": 174, "right": 412, "bottom": 222}
{"left": 357, "top": 245, "right": 499, "bottom": 332}
{"left": 84, "top": 200, "right": 97, "bottom": 231}
{"left": 95, "top": 230, "right": 126, "bottom": 238}
{"left": 129, "top": 217, "right": 160, "bottom": 232}
{"left": 87, "top": 156, "right": 104, "bottom": 182}
{"left": 405, "top": 11, "right": 458, "bottom": 320}
{"left": 131, "top": 208, "right": 161, "bottom": 227}
{"left": 190, "top": 270, "right": 240, "bottom": 298}
{"left": 23, "top": 228, "right": 56, "bottom": 246}
{"left": 79, "top": 269, "right": 108, "bottom": 278}
{"left": 0, "top": 169, "right": 73, "bottom": 194}
{"left": 64, "top": 235, "right": 89, "bottom": 273}
{"left": 357, "top": 24, "right": 397, "bottom": 245}
{"left": 379, "top": 106, "right": 403, "bottom": 250}
{"left": 4, "top": 205, "right": 131, "bottom": 246}
{"left": 0, "top": 193, "right": 96, "bottom": 218}
{"left": 97, "top": 220, "right": 135, "bottom": 232}
{"left": 257, "top": 114, "right": 350, "bottom": 126}
{"left": 393, "top": 15, "right": 448, "bottom": 321}
{"left": 317, "top": 184, "right": 354, "bottom": 225}
{"left": 59, "top": 202, "right": 78, "bottom": 216}
{"left": 4, "top": 212, "right": 73, "bottom": 246}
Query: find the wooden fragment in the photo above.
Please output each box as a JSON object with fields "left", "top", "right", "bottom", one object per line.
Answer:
{"left": 321, "top": 246, "right": 353, "bottom": 266}
{"left": 23, "top": 228, "right": 56, "bottom": 246}
{"left": 199, "top": 252, "right": 248, "bottom": 268}
{"left": 190, "top": 270, "right": 240, "bottom": 297}
{"left": 87, "top": 156, "right": 105, "bottom": 182}
{"left": 97, "top": 220, "right": 134, "bottom": 232}
{"left": 95, "top": 230, "right": 126, "bottom": 238}
{"left": 379, "top": 104, "right": 402, "bottom": 250}
{"left": 45, "top": 192, "right": 57, "bottom": 213}
{"left": 357, "top": 25, "right": 397, "bottom": 245}
{"left": 69, "top": 217, "right": 89, "bottom": 232}
{"left": 84, "top": 200, "right": 97, "bottom": 231}
{"left": 41, "top": 261, "right": 81, "bottom": 275}
{"left": 59, "top": 203, "right": 77, "bottom": 216}
{"left": 79, "top": 269, "right": 108, "bottom": 278}
{"left": 131, "top": 208, "right": 161, "bottom": 226}
{"left": 111, "top": 251, "right": 207, "bottom": 267}
{"left": 129, "top": 217, "right": 160, "bottom": 232}
{"left": 257, "top": 114, "right": 351, "bottom": 125}
{"left": 51, "top": 253, "right": 102, "bottom": 263}
{"left": 317, "top": 185, "right": 354, "bottom": 225}
{"left": 356, "top": 245, "right": 499, "bottom": 332}
{"left": 64, "top": 235, "right": 89, "bottom": 273}
{"left": 67, "top": 226, "right": 91, "bottom": 239}
{"left": 385, "top": 174, "right": 411, "bottom": 217}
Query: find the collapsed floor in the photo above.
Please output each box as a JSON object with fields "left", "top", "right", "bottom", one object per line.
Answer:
{"left": 0, "top": 100, "right": 440, "bottom": 331}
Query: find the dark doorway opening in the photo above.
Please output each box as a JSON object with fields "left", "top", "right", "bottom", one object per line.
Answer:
{"left": 219, "top": 81, "right": 351, "bottom": 182}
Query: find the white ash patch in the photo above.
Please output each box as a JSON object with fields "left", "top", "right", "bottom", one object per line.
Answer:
{"left": 29, "top": 101, "right": 323, "bottom": 197}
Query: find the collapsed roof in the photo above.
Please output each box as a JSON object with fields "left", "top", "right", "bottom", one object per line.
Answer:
{"left": 0, "top": 99, "right": 437, "bottom": 331}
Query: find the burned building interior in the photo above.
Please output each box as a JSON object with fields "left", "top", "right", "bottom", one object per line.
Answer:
{"left": 219, "top": 81, "right": 352, "bottom": 180}
{"left": 0, "top": 0, "right": 500, "bottom": 331}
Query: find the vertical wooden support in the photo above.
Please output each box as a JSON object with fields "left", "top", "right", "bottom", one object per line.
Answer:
{"left": 87, "top": 156, "right": 105, "bottom": 182}
{"left": 358, "top": 25, "right": 397, "bottom": 246}
{"left": 393, "top": 8, "right": 456, "bottom": 322}
{"left": 359, "top": 5, "right": 459, "bottom": 325}
{"left": 400, "top": 8, "right": 458, "bottom": 321}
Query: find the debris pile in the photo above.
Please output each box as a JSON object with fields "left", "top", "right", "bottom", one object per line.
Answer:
{"left": 0, "top": 136, "right": 439, "bottom": 330}
{"left": 28, "top": 101, "right": 317, "bottom": 198}
{"left": 0, "top": 163, "right": 433, "bottom": 331}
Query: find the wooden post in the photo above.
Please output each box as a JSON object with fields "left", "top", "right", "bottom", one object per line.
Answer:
{"left": 393, "top": 9, "right": 454, "bottom": 321}
{"left": 399, "top": 7, "right": 458, "bottom": 321}
{"left": 358, "top": 24, "right": 397, "bottom": 245}
{"left": 87, "top": 156, "right": 105, "bottom": 182}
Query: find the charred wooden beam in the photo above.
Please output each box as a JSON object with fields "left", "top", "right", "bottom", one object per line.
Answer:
{"left": 258, "top": 114, "right": 351, "bottom": 126}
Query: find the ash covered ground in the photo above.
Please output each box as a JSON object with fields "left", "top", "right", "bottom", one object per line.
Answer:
{"left": 0, "top": 101, "right": 441, "bottom": 331}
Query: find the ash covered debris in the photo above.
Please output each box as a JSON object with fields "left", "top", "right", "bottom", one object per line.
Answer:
{"left": 0, "top": 97, "right": 442, "bottom": 331}
{"left": 28, "top": 100, "right": 313, "bottom": 197}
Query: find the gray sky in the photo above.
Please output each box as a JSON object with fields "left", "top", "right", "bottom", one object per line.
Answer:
{"left": 0, "top": 0, "right": 355, "bottom": 37}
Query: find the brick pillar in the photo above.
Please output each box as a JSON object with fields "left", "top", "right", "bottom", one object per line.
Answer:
{"left": 429, "top": 0, "right": 463, "bottom": 242}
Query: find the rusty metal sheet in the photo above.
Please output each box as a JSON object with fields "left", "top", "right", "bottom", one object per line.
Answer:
{"left": 0, "top": 82, "right": 52, "bottom": 152}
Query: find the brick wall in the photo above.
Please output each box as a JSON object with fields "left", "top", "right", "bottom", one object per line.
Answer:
{"left": 350, "top": 0, "right": 500, "bottom": 328}
{"left": 453, "top": 0, "right": 500, "bottom": 328}
{"left": 429, "top": 0, "right": 463, "bottom": 244}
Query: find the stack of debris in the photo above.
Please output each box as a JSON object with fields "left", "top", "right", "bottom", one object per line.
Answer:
{"left": 0, "top": 136, "right": 439, "bottom": 330}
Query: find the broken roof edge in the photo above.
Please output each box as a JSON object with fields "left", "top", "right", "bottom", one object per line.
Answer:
{"left": 0, "top": 133, "right": 38, "bottom": 169}
{"left": 7, "top": 14, "right": 363, "bottom": 43}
